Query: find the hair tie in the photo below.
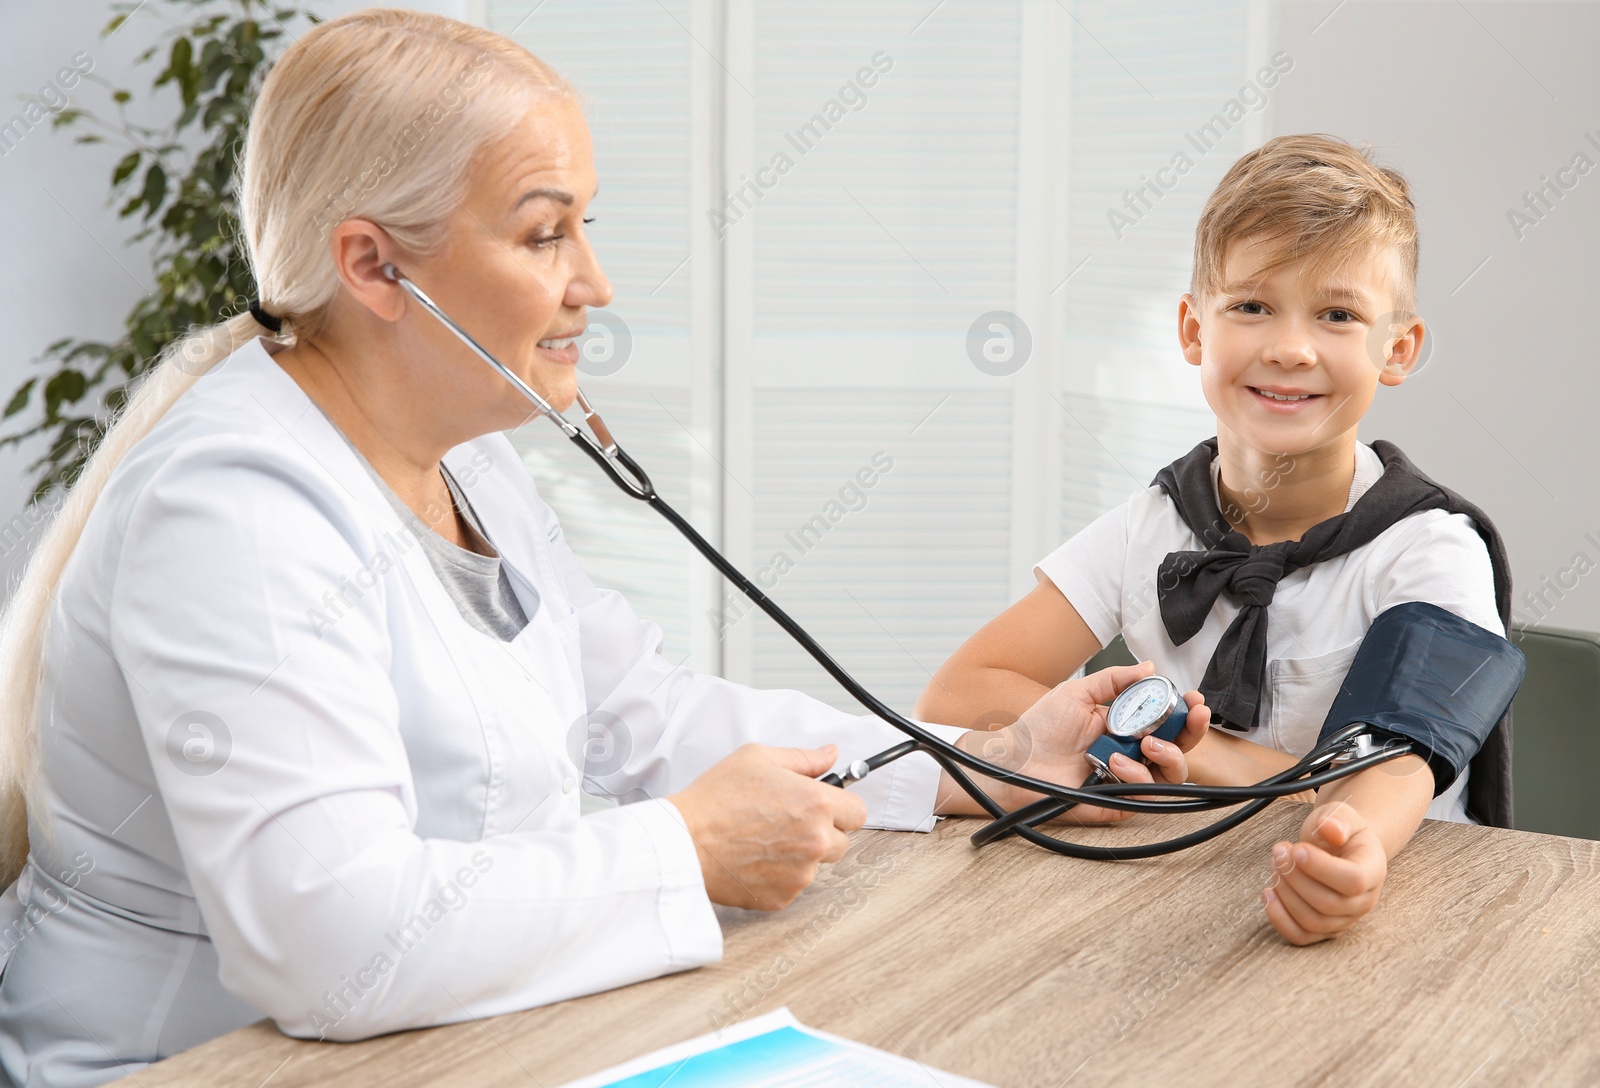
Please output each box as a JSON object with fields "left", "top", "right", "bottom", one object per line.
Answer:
{"left": 248, "top": 300, "right": 284, "bottom": 334}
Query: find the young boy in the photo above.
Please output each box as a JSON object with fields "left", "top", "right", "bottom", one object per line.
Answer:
{"left": 917, "top": 133, "right": 1512, "bottom": 946}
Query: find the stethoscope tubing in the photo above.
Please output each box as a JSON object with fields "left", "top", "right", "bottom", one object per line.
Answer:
{"left": 385, "top": 266, "right": 1406, "bottom": 858}
{"left": 969, "top": 725, "right": 1396, "bottom": 847}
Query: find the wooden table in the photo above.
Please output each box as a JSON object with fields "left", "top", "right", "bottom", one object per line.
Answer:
{"left": 117, "top": 803, "right": 1600, "bottom": 1087}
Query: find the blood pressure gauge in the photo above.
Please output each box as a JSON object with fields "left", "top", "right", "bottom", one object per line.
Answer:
{"left": 1085, "top": 675, "right": 1189, "bottom": 782}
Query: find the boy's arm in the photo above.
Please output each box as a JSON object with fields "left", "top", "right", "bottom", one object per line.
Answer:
{"left": 1259, "top": 508, "right": 1504, "bottom": 944}
{"left": 914, "top": 578, "right": 1100, "bottom": 729}
{"left": 920, "top": 496, "right": 1134, "bottom": 730}
{"left": 1262, "top": 754, "right": 1436, "bottom": 946}
{"left": 1184, "top": 726, "right": 1310, "bottom": 799}
{"left": 917, "top": 575, "right": 1318, "bottom": 802}
{"left": 1308, "top": 754, "right": 1436, "bottom": 857}
{"left": 917, "top": 581, "right": 1208, "bottom": 826}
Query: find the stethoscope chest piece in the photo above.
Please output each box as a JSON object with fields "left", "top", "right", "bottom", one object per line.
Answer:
{"left": 1085, "top": 675, "right": 1187, "bottom": 781}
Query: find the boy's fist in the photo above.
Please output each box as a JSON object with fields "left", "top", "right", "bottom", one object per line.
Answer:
{"left": 1261, "top": 801, "right": 1387, "bottom": 945}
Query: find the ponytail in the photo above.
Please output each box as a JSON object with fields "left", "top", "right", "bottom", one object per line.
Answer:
{"left": 0, "top": 8, "right": 569, "bottom": 889}
{"left": 0, "top": 310, "right": 279, "bottom": 884}
{"left": 0, "top": 4, "right": 573, "bottom": 887}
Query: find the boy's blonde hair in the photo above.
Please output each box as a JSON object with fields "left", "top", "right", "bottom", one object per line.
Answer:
{"left": 1191, "top": 133, "right": 1418, "bottom": 313}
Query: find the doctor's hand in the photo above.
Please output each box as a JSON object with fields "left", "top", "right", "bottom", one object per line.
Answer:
{"left": 936, "top": 661, "right": 1208, "bottom": 824}
{"left": 1262, "top": 801, "right": 1387, "bottom": 945}
{"left": 668, "top": 744, "right": 867, "bottom": 912}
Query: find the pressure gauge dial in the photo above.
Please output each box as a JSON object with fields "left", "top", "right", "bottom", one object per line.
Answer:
{"left": 1086, "top": 675, "right": 1190, "bottom": 782}
{"left": 1107, "top": 676, "right": 1182, "bottom": 738}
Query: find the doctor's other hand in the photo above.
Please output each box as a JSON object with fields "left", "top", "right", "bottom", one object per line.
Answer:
{"left": 1262, "top": 801, "right": 1387, "bottom": 945}
{"left": 937, "top": 662, "right": 1208, "bottom": 824}
{"left": 668, "top": 743, "right": 867, "bottom": 912}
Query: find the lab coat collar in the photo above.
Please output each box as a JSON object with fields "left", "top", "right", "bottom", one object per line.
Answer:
{"left": 216, "top": 338, "right": 589, "bottom": 839}
{"left": 223, "top": 336, "right": 573, "bottom": 625}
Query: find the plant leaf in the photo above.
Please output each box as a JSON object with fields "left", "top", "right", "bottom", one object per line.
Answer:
{"left": 112, "top": 150, "right": 141, "bottom": 185}
{"left": 7, "top": 0, "right": 305, "bottom": 497}
{"left": 140, "top": 162, "right": 167, "bottom": 216}
{"left": 44, "top": 370, "right": 87, "bottom": 417}
{"left": 4, "top": 379, "right": 36, "bottom": 419}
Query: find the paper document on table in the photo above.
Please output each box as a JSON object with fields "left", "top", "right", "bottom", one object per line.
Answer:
{"left": 555, "top": 1007, "right": 996, "bottom": 1088}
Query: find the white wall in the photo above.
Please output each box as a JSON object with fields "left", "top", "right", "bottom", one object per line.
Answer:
{"left": 1271, "top": 0, "right": 1600, "bottom": 633}
{"left": 0, "top": 0, "right": 466, "bottom": 601}
{"left": 4, "top": 0, "right": 1596, "bottom": 642}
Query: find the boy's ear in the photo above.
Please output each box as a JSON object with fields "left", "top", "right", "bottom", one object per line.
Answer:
{"left": 1373, "top": 312, "right": 1426, "bottom": 387}
{"left": 1178, "top": 294, "right": 1204, "bottom": 367}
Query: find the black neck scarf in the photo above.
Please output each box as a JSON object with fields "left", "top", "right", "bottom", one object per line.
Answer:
{"left": 1152, "top": 437, "right": 1515, "bottom": 827}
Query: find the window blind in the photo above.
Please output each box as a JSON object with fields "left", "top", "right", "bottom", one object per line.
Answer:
{"left": 477, "top": 0, "right": 1263, "bottom": 702}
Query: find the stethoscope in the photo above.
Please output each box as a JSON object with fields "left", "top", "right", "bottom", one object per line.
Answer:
{"left": 380, "top": 264, "right": 1422, "bottom": 860}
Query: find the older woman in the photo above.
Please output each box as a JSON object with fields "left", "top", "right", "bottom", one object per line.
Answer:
{"left": 0, "top": 10, "right": 1201, "bottom": 1085}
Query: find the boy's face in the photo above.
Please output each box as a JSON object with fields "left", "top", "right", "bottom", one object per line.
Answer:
{"left": 1177, "top": 237, "right": 1424, "bottom": 457}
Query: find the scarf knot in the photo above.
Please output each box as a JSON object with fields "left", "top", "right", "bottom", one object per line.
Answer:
{"left": 1159, "top": 540, "right": 1293, "bottom": 647}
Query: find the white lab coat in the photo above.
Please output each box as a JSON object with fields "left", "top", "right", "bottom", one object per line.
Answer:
{"left": 0, "top": 337, "right": 962, "bottom": 1087}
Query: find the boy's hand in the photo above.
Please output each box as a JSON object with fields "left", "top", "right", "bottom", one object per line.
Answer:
{"left": 1261, "top": 801, "right": 1387, "bottom": 945}
{"left": 975, "top": 662, "right": 1209, "bottom": 825}
{"left": 1061, "top": 682, "right": 1209, "bottom": 825}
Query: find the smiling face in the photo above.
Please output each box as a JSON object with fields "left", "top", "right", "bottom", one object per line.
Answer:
{"left": 1178, "top": 236, "right": 1423, "bottom": 459}
{"left": 401, "top": 96, "right": 611, "bottom": 427}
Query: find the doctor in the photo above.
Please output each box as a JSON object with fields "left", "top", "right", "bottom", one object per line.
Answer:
{"left": 0, "top": 10, "right": 1203, "bottom": 1086}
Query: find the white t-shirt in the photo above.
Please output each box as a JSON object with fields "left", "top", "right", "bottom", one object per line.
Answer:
{"left": 1036, "top": 442, "right": 1502, "bottom": 824}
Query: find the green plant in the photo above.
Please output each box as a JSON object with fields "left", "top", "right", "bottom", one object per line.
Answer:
{"left": 1, "top": 0, "right": 318, "bottom": 501}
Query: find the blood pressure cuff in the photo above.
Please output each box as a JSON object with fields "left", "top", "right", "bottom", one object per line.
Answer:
{"left": 1315, "top": 601, "right": 1526, "bottom": 796}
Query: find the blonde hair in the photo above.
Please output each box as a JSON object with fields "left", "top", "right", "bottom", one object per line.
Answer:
{"left": 1191, "top": 133, "right": 1419, "bottom": 313}
{"left": 0, "top": 9, "right": 573, "bottom": 886}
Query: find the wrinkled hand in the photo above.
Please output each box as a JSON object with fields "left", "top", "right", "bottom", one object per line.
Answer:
{"left": 961, "top": 661, "right": 1210, "bottom": 825}
{"left": 668, "top": 744, "right": 867, "bottom": 911}
{"left": 1262, "top": 801, "right": 1387, "bottom": 945}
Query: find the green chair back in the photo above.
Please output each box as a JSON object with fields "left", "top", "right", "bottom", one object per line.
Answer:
{"left": 1085, "top": 635, "right": 1136, "bottom": 674}
{"left": 1510, "top": 624, "right": 1600, "bottom": 841}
